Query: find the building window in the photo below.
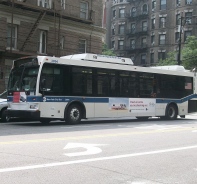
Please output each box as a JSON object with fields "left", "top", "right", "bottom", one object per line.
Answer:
{"left": 7, "top": 24, "right": 17, "bottom": 49}
{"left": 141, "top": 37, "right": 146, "bottom": 48}
{"left": 151, "top": 35, "right": 155, "bottom": 45}
{"left": 185, "top": 12, "right": 192, "bottom": 24}
{"left": 186, "top": 0, "right": 192, "bottom": 5}
{"left": 142, "top": 21, "right": 147, "bottom": 31}
{"left": 130, "top": 55, "right": 135, "bottom": 62}
{"left": 141, "top": 54, "right": 146, "bottom": 65}
{"left": 38, "top": 0, "right": 52, "bottom": 9}
{"left": 60, "top": 36, "right": 65, "bottom": 49}
{"left": 131, "top": 23, "right": 136, "bottom": 34}
{"left": 176, "top": 0, "right": 181, "bottom": 6}
{"left": 79, "top": 39, "right": 86, "bottom": 53}
{"left": 131, "top": 7, "right": 136, "bottom": 17}
{"left": 119, "top": 25, "right": 124, "bottom": 34}
{"left": 111, "top": 41, "right": 115, "bottom": 49}
{"left": 38, "top": 30, "right": 47, "bottom": 54}
{"left": 112, "top": 27, "right": 115, "bottom": 35}
{"left": 159, "top": 17, "right": 166, "bottom": 28}
{"left": 184, "top": 31, "right": 192, "bottom": 41}
{"left": 152, "top": 18, "right": 155, "bottom": 29}
{"left": 175, "top": 32, "right": 179, "bottom": 43}
{"left": 160, "top": 0, "right": 166, "bottom": 10}
{"left": 159, "top": 34, "right": 166, "bottom": 45}
{"left": 119, "top": 9, "right": 125, "bottom": 18}
{"left": 112, "top": 9, "right": 116, "bottom": 18}
{"left": 158, "top": 52, "right": 166, "bottom": 60}
{"left": 152, "top": 0, "right": 156, "bottom": 9}
{"left": 61, "top": 0, "right": 65, "bottom": 9}
{"left": 118, "top": 40, "right": 124, "bottom": 50}
{"left": 142, "top": 4, "right": 148, "bottom": 14}
{"left": 150, "top": 53, "right": 154, "bottom": 64}
{"left": 176, "top": 14, "right": 181, "bottom": 25}
{"left": 130, "top": 39, "right": 135, "bottom": 49}
{"left": 80, "top": 2, "right": 88, "bottom": 19}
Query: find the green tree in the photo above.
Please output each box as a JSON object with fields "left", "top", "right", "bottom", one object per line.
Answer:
{"left": 102, "top": 43, "right": 116, "bottom": 56}
{"left": 182, "top": 36, "right": 197, "bottom": 70}
{"left": 157, "top": 51, "right": 178, "bottom": 66}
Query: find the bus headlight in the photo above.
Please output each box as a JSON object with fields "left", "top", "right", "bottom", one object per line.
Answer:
{"left": 30, "top": 104, "right": 39, "bottom": 109}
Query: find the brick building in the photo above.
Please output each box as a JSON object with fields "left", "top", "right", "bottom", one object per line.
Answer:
{"left": 105, "top": 0, "right": 197, "bottom": 66}
{"left": 0, "top": 0, "right": 105, "bottom": 92}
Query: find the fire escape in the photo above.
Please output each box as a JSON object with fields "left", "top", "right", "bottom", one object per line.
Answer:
{"left": 0, "top": 0, "right": 94, "bottom": 55}
{"left": 126, "top": 0, "right": 148, "bottom": 55}
{"left": 21, "top": 11, "right": 46, "bottom": 51}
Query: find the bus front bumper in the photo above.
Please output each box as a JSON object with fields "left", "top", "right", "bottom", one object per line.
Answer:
{"left": 6, "top": 110, "right": 40, "bottom": 119}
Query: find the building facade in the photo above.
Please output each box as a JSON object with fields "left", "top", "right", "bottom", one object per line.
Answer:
{"left": 0, "top": 0, "right": 105, "bottom": 92}
{"left": 106, "top": 0, "right": 197, "bottom": 66}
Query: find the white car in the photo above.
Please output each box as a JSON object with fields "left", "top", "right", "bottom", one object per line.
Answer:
{"left": 0, "top": 91, "right": 10, "bottom": 122}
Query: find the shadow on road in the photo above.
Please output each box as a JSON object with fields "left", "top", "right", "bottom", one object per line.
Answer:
{"left": 0, "top": 116, "right": 196, "bottom": 136}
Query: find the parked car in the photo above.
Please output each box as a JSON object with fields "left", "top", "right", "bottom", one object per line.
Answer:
{"left": 0, "top": 90, "right": 10, "bottom": 122}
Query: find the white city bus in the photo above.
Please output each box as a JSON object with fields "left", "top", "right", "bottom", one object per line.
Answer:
{"left": 6, "top": 53, "right": 197, "bottom": 124}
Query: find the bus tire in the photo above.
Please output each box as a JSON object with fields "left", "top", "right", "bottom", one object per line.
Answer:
{"left": 40, "top": 118, "right": 50, "bottom": 125}
{"left": 165, "top": 104, "right": 178, "bottom": 120}
{"left": 66, "top": 104, "right": 82, "bottom": 124}
{"left": 136, "top": 116, "right": 149, "bottom": 120}
{"left": 1, "top": 109, "right": 10, "bottom": 122}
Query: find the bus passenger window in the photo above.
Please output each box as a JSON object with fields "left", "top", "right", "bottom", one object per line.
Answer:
{"left": 72, "top": 67, "right": 92, "bottom": 95}
{"left": 40, "top": 64, "right": 64, "bottom": 95}
{"left": 96, "top": 69, "right": 109, "bottom": 96}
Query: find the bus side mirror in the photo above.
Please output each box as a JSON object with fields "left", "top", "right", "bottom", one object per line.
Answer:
{"left": 40, "top": 79, "right": 46, "bottom": 91}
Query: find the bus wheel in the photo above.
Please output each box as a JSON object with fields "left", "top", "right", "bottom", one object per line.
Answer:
{"left": 136, "top": 116, "right": 149, "bottom": 120}
{"left": 1, "top": 109, "right": 10, "bottom": 122}
{"left": 166, "top": 104, "right": 178, "bottom": 120}
{"left": 40, "top": 118, "right": 50, "bottom": 125}
{"left": 66, "top": 104, "right": 82, "bottom": 124}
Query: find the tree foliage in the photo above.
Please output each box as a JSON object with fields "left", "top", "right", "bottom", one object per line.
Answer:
{"left": 157, "top": 51, "right": 178, "bottom": 66}
{"left": 102, "top": 43, "right": 116, "bottom": 56}
{"left": 182, "top": 36, "right": 197, "bottom": 70}
{"left": 157, "top": 36, "right": 197, "bottom": 70}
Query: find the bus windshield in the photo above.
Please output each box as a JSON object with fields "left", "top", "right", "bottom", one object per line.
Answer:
{"left": 8, "top": 66, "right": 39, "bottom": 92}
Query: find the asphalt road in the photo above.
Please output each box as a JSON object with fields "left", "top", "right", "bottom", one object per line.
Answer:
{"left": 1, "top": 115, "right": 197, "bottom": 184}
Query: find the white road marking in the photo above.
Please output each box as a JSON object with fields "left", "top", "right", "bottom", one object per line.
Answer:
{"left": 135, "top": 125, "right": 182, "bottom": 130}
{"left": 1, "top": 145, "right": 197, "bottom": 173}
{"left": 64, "top": 143, "right": 106, "bottom": 156}
{"left": 192, "top": 130, "right": 197, "bottom": 132}
{"left": 61, "top": 125, "right": 110, "bottom": 129}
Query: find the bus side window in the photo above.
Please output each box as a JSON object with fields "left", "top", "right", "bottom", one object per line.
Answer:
{"left": 40, "top": 65, "right": 53, "bottom": 91}
{"left": 72, "top": 66, "right": 92, "bottom": 96}
{"left": 96, "top": 69, "right": 109, "bottom": 96}
{"left": 40, "top": 64, "right": 64, "bottom": 95}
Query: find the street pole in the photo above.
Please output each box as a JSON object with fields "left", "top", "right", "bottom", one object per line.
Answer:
{"left": 10, "top": 0, "right": 14, "bottom": 53}
{"left": 177, "top": 12, "right": 183, "bottom": 65}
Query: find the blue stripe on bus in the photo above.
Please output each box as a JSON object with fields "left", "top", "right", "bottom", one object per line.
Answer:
{"left": 7, "top": 94, "right": 197, "bottom": 104}
{"left": 7, "top": 96, "right": 109, "bottom": 103}
{"left": 44, "top": 97, "right": 109, "bottom": 103}
{"left": 156, "top": 94, "right": 197, "bottom": 104}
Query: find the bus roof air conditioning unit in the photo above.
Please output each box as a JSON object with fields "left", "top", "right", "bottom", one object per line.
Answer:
{"left": 151, "top": 65, "right": 186, "bottom": 71}
{"left": 61, "top": 53, "right": 134, "bottom": 65}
